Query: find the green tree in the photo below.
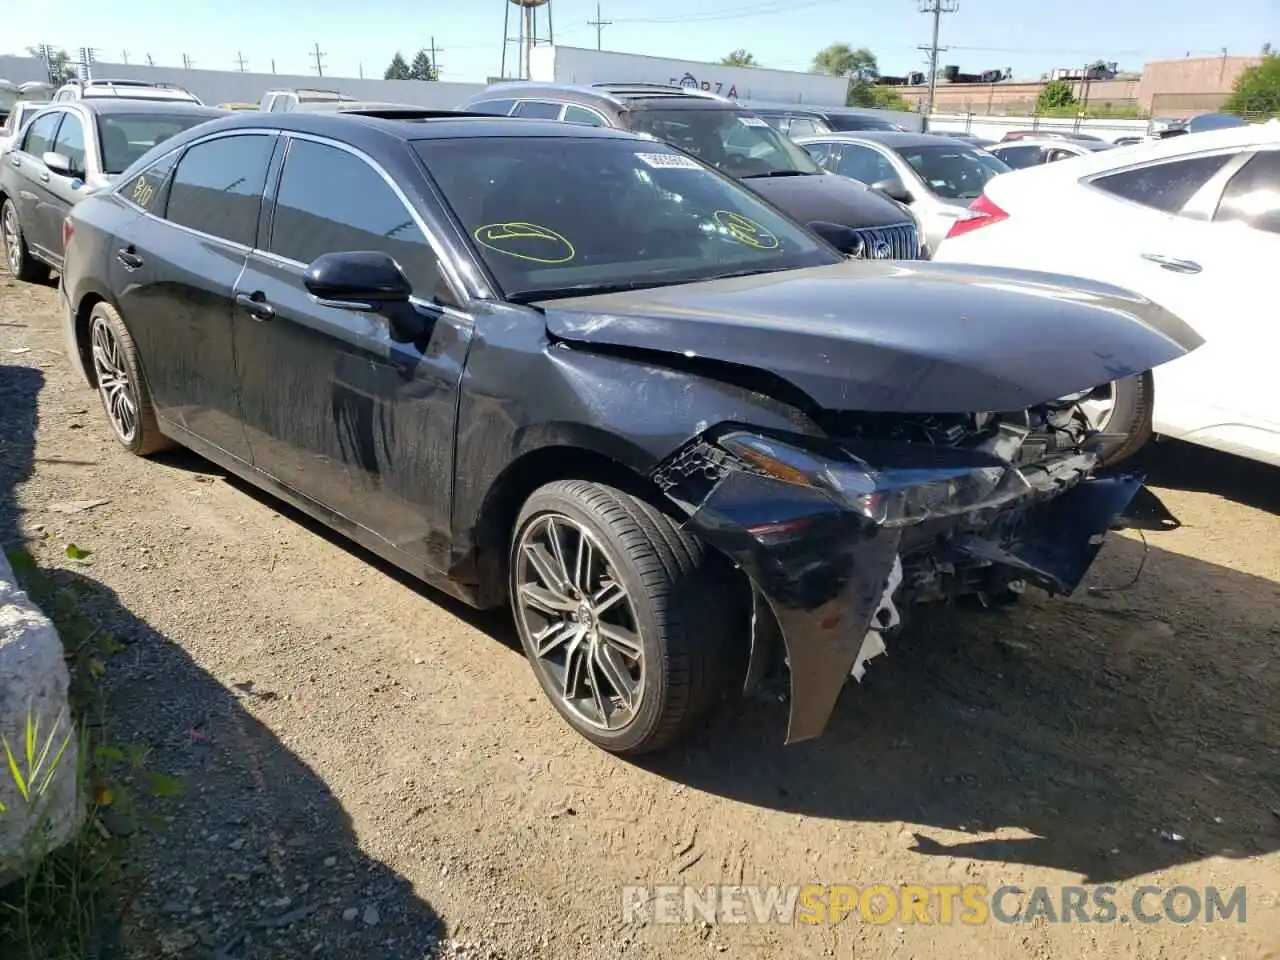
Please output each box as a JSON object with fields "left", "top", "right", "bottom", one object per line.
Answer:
{"left": 1223, "top": 53, "right": 1280, "bottom": 116}
{"left": 384, "top": 52, "right": 412, "bottom": 81}
{"left": 409, "top": 49, "right": 437, "bottom": 81}
{"left": 868, "top": 86, "right": 910, "bottom": 111}
{"left": 25, "top": 45, "right": 76, "bottom": 85}
{"left": 811, "top": 43, "right": 881, "bottom": 107}
{"left": 721, "top": 49, "right": 759, "bottom": 67}
{"left": 1037, "top": 79, "right": 1077, "bottom": 113}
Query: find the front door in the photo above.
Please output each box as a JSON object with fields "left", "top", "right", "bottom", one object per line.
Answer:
{"left": 36, "top": 109, "right": 90, "bottom": 266}
{"left": 110, "top": 132, "right": 278, "bottom": 463}
{"left": 231, "top": 136, "right": 471, "bottom": 570}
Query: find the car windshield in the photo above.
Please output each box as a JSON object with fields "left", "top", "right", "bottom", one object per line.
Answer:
{"left": 96, "top": 113, "right": 213, "bottom": 174}
{"left": 896, "top": 143, "right": 1010, "bottom": 199}
{"left": 624, "top": 107, "right": 823, "bottom": 178}
{"left": 416, "top": 136, "right": 839, "bottom": 301}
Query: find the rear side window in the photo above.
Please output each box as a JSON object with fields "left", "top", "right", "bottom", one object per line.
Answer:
{"left": 1213, "top": 151, "right": 1280, "bottom": 234}
{"left": 51, "top": 113, "right": 86, "bottom": 176}
{"left": 1091, "top": 153, "right": 1233, "bottom": 214}
{"left": 269, "top": 139, "right": 440, "bottom": 293}
{"left": 514, "top": 101, "right": 563, "bottom": 120}
{"left": 165, "top": 134, "right": 274, "bottom": 246}
{"left": 786, "top": 117, "right": 824, "bottom": 138}
{"left": 21, "top": 112, "right": 62, "bottom": 156}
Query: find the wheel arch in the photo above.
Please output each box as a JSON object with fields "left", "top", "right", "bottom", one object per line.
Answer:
{"left": 458, "top": 426, "right": 690, "bottom": 608}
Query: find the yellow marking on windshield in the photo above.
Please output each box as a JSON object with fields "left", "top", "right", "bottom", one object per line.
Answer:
{"left": 713, "top": 210, "right": 779, "bottom": 250}
{"left": 473, "top": 222, "right": 576, "bottom": 264}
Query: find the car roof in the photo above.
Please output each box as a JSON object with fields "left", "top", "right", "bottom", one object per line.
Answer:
{"left": 54, "top": 99, "right": 225, "bottom": 118}
{"left": 167, "top": 110, "right": 651, "bottom": 148}
{"left": 468, "top": 81, "right": 737, "bottom": 110}
{"left": 795, "top": 131, "right": 976, "bottom": 150}
{"left": 991, "top": 138, "right": 1111, "bottom": 151}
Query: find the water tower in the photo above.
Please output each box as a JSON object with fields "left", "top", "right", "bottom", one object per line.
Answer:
{"left": 501, "top": 0, "right": 554, "bottom": 81}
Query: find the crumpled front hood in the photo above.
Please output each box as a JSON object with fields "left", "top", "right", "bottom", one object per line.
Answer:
{"left": 537, "top": 259, "right": 1203, "bottom": 413}
{"left": 742, "top": 173, "right": 914, "bottom": 230}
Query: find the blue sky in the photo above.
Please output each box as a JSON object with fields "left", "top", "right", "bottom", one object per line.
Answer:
{"left": 4, "top": 0, "right": 1276, "bottom": 82}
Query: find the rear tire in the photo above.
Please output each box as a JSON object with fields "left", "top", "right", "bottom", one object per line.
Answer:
{"left": 1, "top": 198, "right": 51, "bottom": 284}
{"left": 1085, "top": 371, "right": 1154, "bottom": 468}
{"left": 87, "top": 302, "right": 173, "bottom": 456}
{"left": 509, "top": 480, "right": 737, "bottom": 755}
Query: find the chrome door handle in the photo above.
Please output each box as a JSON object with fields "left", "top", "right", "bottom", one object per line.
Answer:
{"left": 39, "top": 172, "right": 50, "bottom": 182}
{"left": 1141, "top": 253, "right": 1201, "bottom": 274}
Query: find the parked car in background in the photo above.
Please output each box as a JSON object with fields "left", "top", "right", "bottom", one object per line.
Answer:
{"left": 988, "top": 137, "right": 1115, "bottom": 169}
{"left": 796, "top": 130, "right": 1011, "bottom": 252}
{"left": 288, "top": 100, "right": 430, "bottom": 114}
{"left": 0, "top": 99, "right": 224, "bottom": 281}
{"left": 259, "top": 88, "right": 356, "bottom": 112}
{"left": 0, "top": 101, "right": 50, "bottom": 156}
{"left": 457, "top": 82, "right": 924, "bottom": 259}
{"left": 929, "top": 130, "right": 998, "bottom": 149}
{"left": 1113, "top": 135, "right": 1145, "bottom": 147}
{"left": 53, "top": 78, "right": 203, "bottom": 105}
{"left": 216, "top": 102, "right": 260, "bottom": 111}
{"left": 58, "top": 109, "right": 1197, "bottom": 754}
{"left": 1000, "top": 129, "right": 1106, "bottom": 143}
{"left": 749, "top": 105, "right": 908, "bottom": 137}
{"left": 935, "top": 124, "right": 1280, "bottom": 467}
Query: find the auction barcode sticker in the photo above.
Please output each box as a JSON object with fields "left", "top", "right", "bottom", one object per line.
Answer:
{"left": 636, "top": 152, "right": 702, "bottom": 170}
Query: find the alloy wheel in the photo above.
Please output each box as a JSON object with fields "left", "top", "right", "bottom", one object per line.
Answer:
{"left": 513, "top": 512, "right": 644, "bottom": 732}
{"left": 2, "top": 203, "right": 20, "bottom": 276}
{"left": 90, "top": 316, "right": 139, "bottom": 445}
{"left": 1078, "top": 383, "right": 1116, "bottom": 433}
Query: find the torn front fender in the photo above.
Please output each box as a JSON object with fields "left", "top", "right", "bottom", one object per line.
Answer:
{"left": 653, "top": 439, "right": 903, "bottom": 744}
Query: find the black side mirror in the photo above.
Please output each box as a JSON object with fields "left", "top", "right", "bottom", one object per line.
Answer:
{"left": 806, "top": 220, "right": 861, "bottom": 255}
{"left": 304, "top": 251, "right": 425, "bottom": 344}
{"left": 871, "top": 177, "right": 912, "bottom": 204}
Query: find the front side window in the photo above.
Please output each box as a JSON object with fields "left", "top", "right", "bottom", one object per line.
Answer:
{"left": 625, "top": 107, "right": 823, "bottom": 179}
{"left": 835, "top": 145, "right": 898, "bottom": 185}
{"left": 514, "top": 101, "right": 564, "bottom": 120}
{"left": 1214, "top": 150, "right": 1280, "bottom": 234}
{"left": 165, "top": 134, "right": 274, "bottom": 246}
{"left": 801, "top": 141, "right": 837, "bottom": 170}
{"left": 269, "top": 139, "right": 440, "bottom": 294}
{"left": 51, "top": 113, "right": 86, "bottom": 176}
{"left": 1091, "top": 153, "right": 1234, "bottom": 214}
{"left": 269, "top": 95, "right": 291, "bottom": 113}
{"left": 468, "top": 99, "right": 516, "bottom": 116}
{"left": 21, "top": 112, "right": 62, "bottom": 157}
{"left": 897, "top": 144, "right": 1010, "bottom": 199}
{"left": 416, "top": 135, "right": 839, "bottom": 301}
{"left": 97, "top": 112, "right": 220, "bottom": 175}
{"left": 994, "top": 144, "right": 1042, "bottom": 169}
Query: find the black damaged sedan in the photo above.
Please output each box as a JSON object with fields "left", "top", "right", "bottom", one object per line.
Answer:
{"left": 59, "top": 110, "right": 1201, "bottom": 755}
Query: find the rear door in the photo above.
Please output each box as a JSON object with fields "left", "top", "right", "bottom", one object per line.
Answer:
{"left": 111, "top": 132, "right": 277, "bottom": 462}
{"left": 5, "top": 110, "right": 64, "bottom": 256}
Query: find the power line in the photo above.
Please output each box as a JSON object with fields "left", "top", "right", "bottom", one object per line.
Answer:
{"left": 588, "top": 1, "right": 612, "bottom": 51}
{"left": 310, "top": 41, "right": 326, "bottom": 77}
{"left": 919, "top": 0, "right": 959, "bottom": 118}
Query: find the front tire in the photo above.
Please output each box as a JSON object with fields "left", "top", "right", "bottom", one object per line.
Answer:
{"left": 1, "top": 198, "right": 50, "bottom": 284}
{"left": 509, "top": 480, "right": 736, "bottom": 755}
{"left": 1081, "top": 371, "right": 1154, "bottom": 468}
{"left": 88, "top": 302, "right": 172, "bottom": 456}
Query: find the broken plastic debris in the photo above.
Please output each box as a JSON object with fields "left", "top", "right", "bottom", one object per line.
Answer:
{"left": 1155, "top": 828, "right": 1185, "bottom": 842}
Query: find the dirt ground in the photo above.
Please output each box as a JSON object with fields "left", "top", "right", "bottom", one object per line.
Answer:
{"left": 1, "top": 272, "right": 1277, "bottom": 960}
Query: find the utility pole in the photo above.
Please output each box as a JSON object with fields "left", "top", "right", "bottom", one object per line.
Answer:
{"left": 235, "top": 51, "right": 249, "bottom": 72}
{"left": 588, "top": 1, "right": 612, "bottom": 51}
{"left": 918, "top": 0, "right": 958, "bottom": 121}
{"left": 182, "top": 53, "right": 194, "bottom": 69}
{"left": 310, "top": 41, "right": 326, "bottom": 77}
{"left": 121, "top": 50, "right": 129, "bottom": 65}
{"left": 430, "top": 36, "right": 443, "bottom": 79}
{"left": 146, "top": 53, "right": 154, "bottom": 67}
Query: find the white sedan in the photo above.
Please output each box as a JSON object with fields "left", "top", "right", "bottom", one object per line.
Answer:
{"left": 934, "top": 124, "right": 1280, "bottom": 468}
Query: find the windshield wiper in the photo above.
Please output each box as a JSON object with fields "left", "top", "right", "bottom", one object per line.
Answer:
{"left": 739, "top": 170, "right": 813, "bottom": 178}
{"left": 510, "top": 280, "right": 679, "bottom": 304}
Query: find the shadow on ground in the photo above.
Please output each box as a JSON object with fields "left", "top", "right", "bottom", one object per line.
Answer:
{"left": 1131, "top": 437, "right": 1279, "bottom": 514}
{"left": 0, "top": 362, "right": 448, "bottom": 958}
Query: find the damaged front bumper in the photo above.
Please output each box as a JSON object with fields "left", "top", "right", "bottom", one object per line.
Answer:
{"left": 651, "top": 427, "right": 1148, "bottom": 744}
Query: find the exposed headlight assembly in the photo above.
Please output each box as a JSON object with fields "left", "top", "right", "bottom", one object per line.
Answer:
{"left": 716, "top": 430, "right": 1032, "bottom": 528}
